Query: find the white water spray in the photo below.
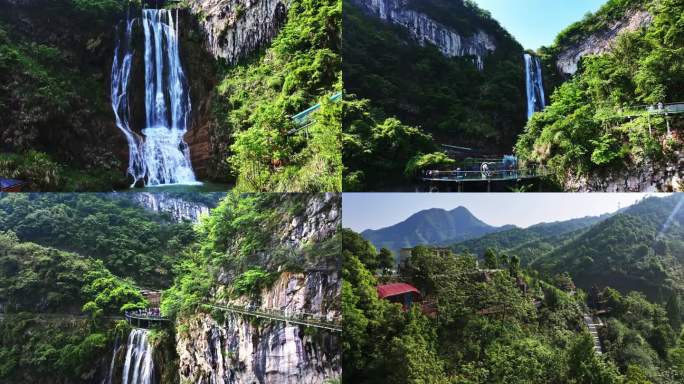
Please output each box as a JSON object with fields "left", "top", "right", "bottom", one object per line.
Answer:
{"left": 524, "top": 53, "right": 546, "bottom": 120}
{"left": 112, "top": 8, "right": 198, "bottom": 187}
{"left": 122, "top": 329, "right": 155, "bottom": 384}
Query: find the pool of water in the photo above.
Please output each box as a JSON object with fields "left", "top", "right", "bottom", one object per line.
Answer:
{"left": 119, "top": 181, "right": 233, "bottom": 193}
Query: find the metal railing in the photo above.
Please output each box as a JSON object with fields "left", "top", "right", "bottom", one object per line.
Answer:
{"left": 422, "top": 166, "right": 549, "bottom": 182}
{"left": 202, "top": 303, "right": 341, "bottom": 332}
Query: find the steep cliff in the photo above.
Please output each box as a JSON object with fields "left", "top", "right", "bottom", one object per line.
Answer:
{"left": 187, "top": 0, "right": 288, "bottom": 63}
{"left": 343, "top": 0, "right": 525, "bottom": 190}
{"left": 516, "top": 0, "right": 684, "bottom": 192}
{"left": 130, "top": 192, "right": 222, "bottom": 222}
{"left": 165, "top": 193, "right": 341, "bottom": 383}
{"left": 350, "top": 0, "right": 495, "bottom": 70}
{"left": 177, "top": 271, "right": 340, "bottom": 383}
{"left": 0, "top": 0, "right": 130, "bottom": 190}
{"left": 555, "top": 9, "right": 652, "bottom": 76}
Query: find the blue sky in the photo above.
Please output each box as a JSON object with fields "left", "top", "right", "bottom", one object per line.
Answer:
{"left": 471, "top": 0, "right": 607, "bottom": 49}
{"left": 342, "top": 193, "right": 666, "bottom": 233}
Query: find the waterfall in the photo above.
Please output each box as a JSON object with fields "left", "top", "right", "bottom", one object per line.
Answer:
{"left": 524, "top": 53, "right": 546, "bottom": 120}
{"left": 112, "top": 11, "right": 146, "bottom": 186}
{"left": 111, "top": 8, "right": 198, "bottom": 187}
{"left": 102, "top": 335, "right": 120, "bottom": 384}
{"left": 122, "top": 329, "right": 155, "bottom": 384}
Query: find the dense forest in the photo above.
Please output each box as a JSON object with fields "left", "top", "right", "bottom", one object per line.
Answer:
{"left": 449, "top": 195, "right": 684, "bottom": 301}
{"left": 516, "top": 0, "right": 684, "bottom": 189}
{"left": 343, "top": 0, "right": 526, "bottom": 191}
{"left": 0, "top": 0, "right": 341, "bottom": 192}
{"left": 0, "top": 192, "right": 341, "bottom": 383}
{"left": 343, "top": 224, "right": 684, "bottom": 383}
{"left": 0, "top": 193, "right": 186, "bottom": 382}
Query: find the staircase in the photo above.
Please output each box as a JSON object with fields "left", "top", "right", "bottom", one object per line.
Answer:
{"left": 583, "top": 313, "right": 603, "bottom": 354}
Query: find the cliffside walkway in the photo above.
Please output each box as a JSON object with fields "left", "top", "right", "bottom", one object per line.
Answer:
{"left": 621, "top": 102, "right": 684, "bottom": 118}
{"left": 287, "top": 92, "right": 343, "bottom": 136}
{"left": 422, "top": 162, "right": 550, "bottom": 192}
{"left": 202, "top": 303, "right": 342, "bottom": 332}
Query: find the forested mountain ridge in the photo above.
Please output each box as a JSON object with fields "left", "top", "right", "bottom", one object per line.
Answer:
{"left": 0, "top": 193, "right": 196, "bottom": 287}
{"left": 516, "top": 0, "right": 684, "bottom": 192}
{"left": 445, "top": 195, "right": 684, "bottom": 302}
{"left": 532, "top": 195, "right": 684, "bottom": 299}
{"left": 343, "top": 0, "right": 527, "bottom": 191}
{"left": 452, "top": 214, "right": 609, "bottom": 264}
{"left": 361, "top": 206, "right": 512, "bottom": 255}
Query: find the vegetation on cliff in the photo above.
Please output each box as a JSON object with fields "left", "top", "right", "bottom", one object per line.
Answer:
{"left": 343, "top": 0, "right": 526, "bottom": 190}
{"left": 161, "top": 193, "right": 340, "bottom": 316}
{"left": 516, "top": 0, "right": 684, "bottom": 187}
{"left": 213, "top": 0, "right": 342, "bottom": 192}
{"left": 0, "top": 0, "right": 131, "bottom": 191}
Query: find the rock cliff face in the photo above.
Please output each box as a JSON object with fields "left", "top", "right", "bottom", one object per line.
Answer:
{"left": 132, "top": 192, "right": 213, "bottom": 222}
{"left": 564, "top": 155, "right": 684, "bottom": 192}
{"left": 176, "top": 194, "right": 341, "bottom": 384}
{"left": 350, "top": 0, "right": 496, "bottom": 69}
{"left": 177, "top": 271, "right": 341, "bottom": 384}
{"left": 556, "top": 9, "right": 652, "bottom": 76}
{"left": 187, "top": 0, "right": 288, "bottom": 62}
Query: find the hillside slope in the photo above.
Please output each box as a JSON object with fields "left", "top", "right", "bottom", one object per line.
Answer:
{"left": 343, "top": 0, "right": 526, "bottom": 190}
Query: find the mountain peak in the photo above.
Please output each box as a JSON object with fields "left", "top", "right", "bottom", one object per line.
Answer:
{"left": 360, "top": 206, "right": 502, "bottom": 255}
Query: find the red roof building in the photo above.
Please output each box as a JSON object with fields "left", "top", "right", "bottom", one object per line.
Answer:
{"left": 377, "top": 283, "right": 422, "bottom": 310}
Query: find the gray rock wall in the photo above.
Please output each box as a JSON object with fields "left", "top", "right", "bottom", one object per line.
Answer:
{"left": 177, "top": 271, "right": 341, "bottom": 384}
{"left": 350, "top": 0, "right": 496, "bottom": 70}
{"left": 187, "top": 0, "right": 288, "bottom": 62}
{"left": 556, "top": 9, "right": 652, "bottom": 76}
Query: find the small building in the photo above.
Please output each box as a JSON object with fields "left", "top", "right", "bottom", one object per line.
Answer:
{"left": 377, "top": 283, "right": 422, "bottom": 310}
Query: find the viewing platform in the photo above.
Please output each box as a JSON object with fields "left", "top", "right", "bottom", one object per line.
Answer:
{"left": 422, "top": 156, "right": 549, "bottom": 192}
{"left": 125, "top": 309, "right": 171, "bottom": 329}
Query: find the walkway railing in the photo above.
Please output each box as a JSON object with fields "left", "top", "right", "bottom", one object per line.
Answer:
{"left": 620, "top": 102, "right": 684, "bottom": 117}
{"left": 422, "top": 166, "right": 549, "bottom": 183}
{"left": 287, "top": 92, "right": 342, "bottom": 137}
{"left": 202, "top": 303, "right": 342, "bottom": 332}
{"left": 125, "top": 310, "right": 171, "bottom": 328}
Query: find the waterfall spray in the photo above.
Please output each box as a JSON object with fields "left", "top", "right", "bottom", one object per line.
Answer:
{"left": 524, "top": 53, "right": 546, "bottom": 120}
{"left": 111, "top": 8, "right": 198, "bottom": 187}
{"left": 122, "top": 329, "right": 155, "bottom": 384}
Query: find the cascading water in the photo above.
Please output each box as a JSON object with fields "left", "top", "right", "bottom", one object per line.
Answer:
{"left": 112, "top": 8, "right": 198, "bottom": 187}
{"left": 524, "top": 53, "right": 546, "bottom": 120}
{"left": 102, "top": 335, "right": 120, "bottom": 384}
{"left": 122, "top": 329, "right": 155, "bottom": 384}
